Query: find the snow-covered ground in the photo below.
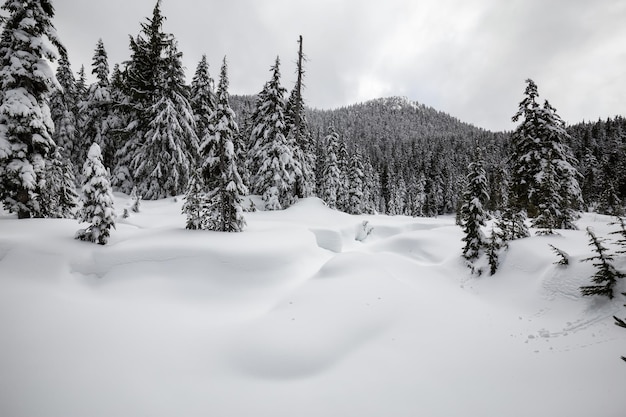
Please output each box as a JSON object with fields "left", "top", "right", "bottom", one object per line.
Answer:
{"left": 1, "top": 195, "right": 625, "bottom": 417}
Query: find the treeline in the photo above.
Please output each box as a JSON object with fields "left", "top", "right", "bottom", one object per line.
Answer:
{"left": 1, "top": 0, "right": 625, "bottom": 230}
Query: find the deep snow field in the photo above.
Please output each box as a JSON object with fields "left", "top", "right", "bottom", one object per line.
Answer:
{"left": 1, "top": 195, "right": 625, "bottom": 417}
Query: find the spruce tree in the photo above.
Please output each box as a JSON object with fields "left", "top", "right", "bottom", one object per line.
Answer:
{"left": 0, "top": 0, "right": 66, "bottom": 218}
{"left": 199, "top": 58, "right": 247, "bottom": 232}
{"left": 76, "top": 143, "right": 116, "bottom": 245}
{"left": 580, "top": 227, "right": 625, "bottom": 299}
{"left": 460, "top": 146, "right": 490, "bottom": 264}
{"left": 248, "top": 57, "right": 300, "bottom": 210}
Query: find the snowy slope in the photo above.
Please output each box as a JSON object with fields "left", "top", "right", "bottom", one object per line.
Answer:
{"left": 0, "top": 196, "right": 625, "bottom": 417}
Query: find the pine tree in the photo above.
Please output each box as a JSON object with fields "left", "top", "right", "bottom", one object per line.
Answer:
{"left": 199, "top": 58, "right": 247, "bottom": 232}
{"left": 286, "top": 36, "right": 316, "bottom": 199}
{"left": 0, "top": 0, "right": 66, "bottom": 218}
{"left": 460, "top": 146, "right": 490, "bottom": 263}
{"left": 320, "top": 126, "right": 341, "bottom": 209}
{"left": 248, "top": 57, "right": 300, "bottom": 210}
{"left": 76, "top": 143, "right": 116, "bottom": 245}
{"left": 580, "top": 227, "right": 625, "bottom": 299}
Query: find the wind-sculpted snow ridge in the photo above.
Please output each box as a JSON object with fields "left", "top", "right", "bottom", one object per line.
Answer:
{"left": 0, "top": 198, "right": 625, "bottom": 417}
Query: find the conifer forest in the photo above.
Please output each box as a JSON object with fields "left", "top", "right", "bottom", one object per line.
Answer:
{"left": 1, "top": 2, "right": 626, "bottom": 416}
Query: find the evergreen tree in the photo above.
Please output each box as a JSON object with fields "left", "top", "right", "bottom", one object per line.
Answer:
{"left": 0, "top": 0, "right": 66, "bottom": 218}
{"left": 609, "top": 216, "right": 626, "bottom": 254}
{"left": 182, "top": 169, "right": 207, "bottom": 230}
{"left": 115, "top": 3, "right": 198, "bottom": 198}
{"left": 320, "top": 126, "right": 341, "bottom": 209}
{"left": 285, "top": 36, "right": 316, "bottom": 199}
{"left": 510, "top": 79, "right": 542, "bottom": 215}
{"left": 190, "top": 54, "right": 215, "bottom": 164}
{"left": 199, "top": 58, "right": 247, "bottom": 232}
{"left": 41, "top": 147, "right": 79, "bottom": 218}
{"left": 336, "top": 137, "right": 350, "bottom": 211}
{"left": 486, "top": 226, "right": 503, "bottom": 275}
{"left": 580, "top": 227, "right": 625, "bottom": 299}
{"left": 498, "top": 208, "right": 530, "bottom": 241}
{"left": 50, "top": 54, "right": 78, "bottom": 162}
{"left": 80, "top": 39, "right": 116, "bottom": 169}
{"left": 347, "top": 146, "right": 365, "bottom": 214}
{"left": 460, "top": 146, "right": 490, "bottom": 263}
{"left": 248, "top": 57, "right": 300, "bottom": 210}
{"left": 510, "top": 80, "right": 583, "bottom": 227}
{"left": 76, "top": 143, "right": 115, "bottom": 245}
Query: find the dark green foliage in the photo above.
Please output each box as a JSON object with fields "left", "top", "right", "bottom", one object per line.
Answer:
{"left": 580, "top": 227, "right": 625, "bottom": 299}
{"left": 549, "top": 244, "right": 569, "bottom": 266}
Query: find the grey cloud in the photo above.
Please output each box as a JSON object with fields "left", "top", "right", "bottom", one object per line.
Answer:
{"left": 51, "top": 0, "right": 626, "bottom": 131}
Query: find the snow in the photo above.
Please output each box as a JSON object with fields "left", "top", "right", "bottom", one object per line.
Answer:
{"left": 0, "top": 197, "right": 625, "bottom": 417}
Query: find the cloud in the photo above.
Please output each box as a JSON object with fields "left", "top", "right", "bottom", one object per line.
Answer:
{"left": 50, "top": 0, "right": 626, "bottom": 131}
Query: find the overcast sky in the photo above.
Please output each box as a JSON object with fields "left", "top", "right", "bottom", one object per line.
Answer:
{"left": 51, "top": 0, "right": 626, "bottom": 132}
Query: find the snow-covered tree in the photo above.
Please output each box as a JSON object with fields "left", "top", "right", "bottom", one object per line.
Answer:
{"left": 285, "top": 35, "right": 316, "bottom": 199}
{"left": 190, "top": 54, "right": 215, "bottom": 163}
{"left": 320, "top": 126, "right": 341, "bottom": 209}
{"left": 248, "top": 57, "right": 300, "bottom": 210}
{"left": 50, "top": 54, "right": 78, "bottom": 162}
{"left": 76, "top": 143, "right": 115, "bottom": 245}
{"left": 199, "top": 58, "right": 247, "bottom": 232}
{"left": 41, "top": 147, "right": 78, "bottom": 218}
{"left": 79, "top": 39, "right": 116, "bottom": 169}
{"left": 460, "top": 146, "right": 489, "bottom": 263}
{"left": 115, "top": 3, "right": 198, "bottom": 198}
{"left": 182, "top": 169, "right": 207, "bottom": 230}
{"left": 0, "top": 0, "right": 66, "bottom": 218}
{"left": 510, "top": 80, "right": 582, "bottom": 228}
{"left": 580, "top": 227, "right": 625, "bottom": 299}
{"left": 347, "top": 146, "right": 365, "bottom": 214}
{"left": 336, "top": 137, "right": 350, "bottom": 211}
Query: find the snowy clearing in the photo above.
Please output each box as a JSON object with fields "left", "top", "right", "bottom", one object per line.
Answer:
{"left": 0, "top": 196, "right": 625, "bottom": 417}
